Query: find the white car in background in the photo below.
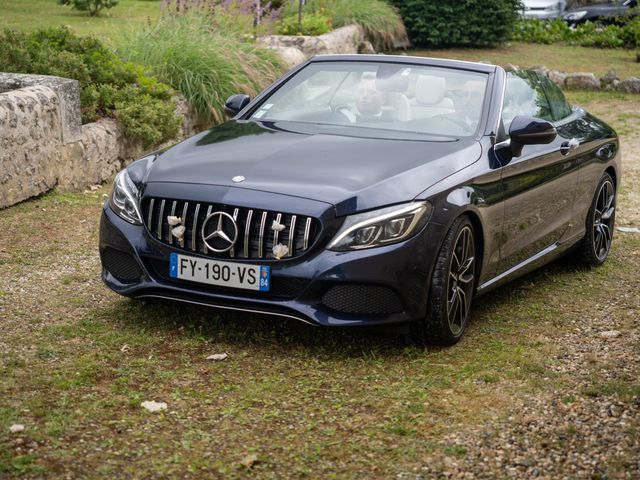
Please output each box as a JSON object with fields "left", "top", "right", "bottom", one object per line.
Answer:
{"left": 521, "top": 0, "right": 567, "bottom": 19}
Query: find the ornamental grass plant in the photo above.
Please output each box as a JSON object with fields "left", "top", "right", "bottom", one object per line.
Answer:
{"left": 115, "top": 13, "right": 284, "bottom": 125}
{"left": 281, "top": 0, "right": 407, "bottom": 51}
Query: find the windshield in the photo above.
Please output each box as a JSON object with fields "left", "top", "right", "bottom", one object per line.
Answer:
{"left": 249, "top": 62, "right": 489, "bottom": 138}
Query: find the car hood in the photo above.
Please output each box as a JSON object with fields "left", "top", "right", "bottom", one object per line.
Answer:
{"left": 144, "top": 121, "right": 482, "bottom": 215}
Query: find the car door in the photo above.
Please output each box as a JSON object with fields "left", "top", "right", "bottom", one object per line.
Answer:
{"left": 498, "top": 71, "right": 580, "bottom": 273}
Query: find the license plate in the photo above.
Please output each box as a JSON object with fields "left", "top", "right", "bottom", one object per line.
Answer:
{"left": 169, "top": 253, "right": 270, "bottom": 291}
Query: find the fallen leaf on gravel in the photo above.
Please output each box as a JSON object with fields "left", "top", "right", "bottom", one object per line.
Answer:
{"left": 239, "top": 453, "right": 259, "bottom": 468}
{"left": 141, "top": 401, "right": 167, "bottom": 412}
{"left": 9, "top": 424, "right": 25, "bottom": 433}
{"left": 120, "top": 344, "right": 130, "bottom": 353}
{"left": 599, "top": 330, "right": 621, "bottom": 338}
{"left": 207, "top": 353, "right": 228, "bottom": 361}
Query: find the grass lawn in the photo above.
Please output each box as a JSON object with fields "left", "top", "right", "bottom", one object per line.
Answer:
{"left": 0, "top": 93, "right": 638, "bottom": 478}
{"left": 402, "top": 42, "right": 640, "bottom": 79}
{"left": 0, "top": 0, "right": 161, "bottom": 43}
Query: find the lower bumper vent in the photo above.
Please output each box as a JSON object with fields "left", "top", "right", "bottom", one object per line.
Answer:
{"left": 322, "top": 284, "right": 403, "bottom": 315}
{"left": 102, "top": 248, "right": 143, "bottom": 283}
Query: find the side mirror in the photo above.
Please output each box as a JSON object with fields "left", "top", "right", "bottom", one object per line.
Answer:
{"left": 224, "top": 94, "right": 251, "bottom": 116}
{"left": 507, "top": 115, "right": 557, "bottom": 158}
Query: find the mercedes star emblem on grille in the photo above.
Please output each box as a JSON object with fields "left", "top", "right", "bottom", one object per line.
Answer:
{"left": 201, "top": 212, "right": 238, "bottom": 253}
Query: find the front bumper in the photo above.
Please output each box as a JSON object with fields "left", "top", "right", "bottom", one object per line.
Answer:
{"left": 99, "top": 203, "right": 445, "bottom": 328}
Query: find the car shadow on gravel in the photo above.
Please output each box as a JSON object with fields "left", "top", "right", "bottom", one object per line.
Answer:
{"left": 102, "top": 247, "right": 602, "bottom": 357}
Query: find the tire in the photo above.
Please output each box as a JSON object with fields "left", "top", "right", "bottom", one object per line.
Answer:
{"left": 578, "top": 173, "right": 616, "bottom": 266}
{"left": 411, "top": 216, "right": 477, "bottom": 346}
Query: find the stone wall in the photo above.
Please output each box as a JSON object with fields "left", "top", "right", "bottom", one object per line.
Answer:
{"left": 0, "top": 74, "right": 201, "bottom": 210}
{"left": 0, "top": 86, "right": 64, "bottom": 207}
{"left": 259, "top": 25, "right": 373, "bottom": 69}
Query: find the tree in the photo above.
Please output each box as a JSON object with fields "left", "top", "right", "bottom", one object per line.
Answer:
{"left": 57, "top": 0, "right": 119, "bottom": 17}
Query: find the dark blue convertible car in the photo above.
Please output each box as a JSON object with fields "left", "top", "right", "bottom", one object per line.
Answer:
{"left": 100, "top": 55, "right": 620, "bottom": 344}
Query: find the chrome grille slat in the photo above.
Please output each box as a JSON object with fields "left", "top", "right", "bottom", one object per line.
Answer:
{"left": 203, "top": 206, "right": 213, "bottom": 253}
{"left": 144, "top": 198, "right": 318, "bottom": 261}
{"left": 288, "top": 215, "right": 297, "bottom": 257}
{"left": 191, "top": 203, "right": 201, "bottom": 251}
{"left": 157, "top": 199, "right": 165, "bottom": 239}
{"left": 303, "top": 217, "right": 312, "bottom": 250}
{"left": 258, "top": 211, "right": 267, "bottom": 259}
{"left": 147, "top": 198, "right": 155, "bottom": 230}
{"left": 230, "top": 208, "right": 239, "bottom": 258}
{"left": 273, "top": 213, "right": 282, "bottom": 248}
{"left": 168, "top": 201, "right": 177, "bottom": 244}
{"left": 180, "top": 202, "right": 189, "bottom": 248}
{"left": 244, "top": 210, "right": 253, "bottom": 259}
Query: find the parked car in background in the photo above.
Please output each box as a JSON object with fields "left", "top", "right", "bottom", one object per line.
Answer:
{"left": 100, "top": 55, "right": 621, "bottom": 345}
{"left": 522, "top": 0, "right": 567, "bottom": 19}
{"left": 563, "top": 0, "right": 639, "bottom": 25}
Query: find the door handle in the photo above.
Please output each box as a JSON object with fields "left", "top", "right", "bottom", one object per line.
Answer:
{"left": 560, "top": 138, "right": 579, "bottom": 156}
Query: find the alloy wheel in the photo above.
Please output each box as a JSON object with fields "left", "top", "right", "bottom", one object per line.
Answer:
{"left": 593, "top": 179, "right": 615, "bottom": 261}
{"left": 447, "top": 225, "right": 475, "bottom": 336}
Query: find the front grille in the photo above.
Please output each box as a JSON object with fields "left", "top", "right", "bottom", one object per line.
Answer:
{"left": 146, "top": 258, "right": 309, "bottom": 299}
{"left": 142, "top": 197, "right": 320, "bottom": 260}
{"left": 102, "top": 248, "right": 143, "bottom": 283}
{"left": 322, "top": 284, "right": 403, "bottom": 315}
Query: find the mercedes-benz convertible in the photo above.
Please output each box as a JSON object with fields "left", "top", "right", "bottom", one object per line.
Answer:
{"left": 100, "top": 55, "right": 620, "bottom": 344}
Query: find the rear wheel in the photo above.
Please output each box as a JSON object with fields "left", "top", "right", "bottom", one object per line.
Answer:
{"left": 411, "top": 216, "right": 476, "bottom": 346}
{"left": 578, "top": 173, "right": 615, "bottom": 266}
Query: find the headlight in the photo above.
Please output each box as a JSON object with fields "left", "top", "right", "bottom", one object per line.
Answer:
{"left": 564, "top": 10, "right": 587, "bottom": 20}
{"left": 328, "top": 202, "right": 432, "bottom": 251}
{"left": 109, "top": 170, "right": 143, "bottom": 225}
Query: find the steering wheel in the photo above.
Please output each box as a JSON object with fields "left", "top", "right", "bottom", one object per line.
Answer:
{"left": 331, "top": 104, "right": 356, "bottom": 124}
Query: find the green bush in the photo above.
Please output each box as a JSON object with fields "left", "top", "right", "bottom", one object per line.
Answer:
{"left": 116, "top": 13, "right": 284, "bottom": 125}
{"left": 57, "top": 0, "right": 119, "bottom": 16}
{"left": 512, "top": 18, "right": 640, "bottom": 49}
{"left": 281, "top": 0, "right": 407, "bottom": 50}
{"left": 277, "top": 12, "right": 333, "bottom": 36}
{"left": 0, "top": 27, "right": 180, "bottom": 147}
{"left": 389, "top": 0, "right": 521, "bottom": 47}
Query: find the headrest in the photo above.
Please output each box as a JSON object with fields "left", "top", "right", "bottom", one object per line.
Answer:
{"left": 415, "top": 75, "right": 446, "bottom": 105}
{"left": 375, "top": 66, "right": 411, "bottom": 93}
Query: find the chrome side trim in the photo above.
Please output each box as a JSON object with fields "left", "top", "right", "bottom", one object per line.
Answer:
{"left": 180, "top": 202, "right": 189, "bottom": 248}
{"left": 230, "top": 208, "right": 239, "bottom": 258}
{"left": 157, "top": 199, "right": 165, "bottom": 239}
{"left": 169, "top": 201, "right": 177, "bottom": 244}
{"left": 303, "top": 217, "right": 312, "bottom": 250}
{"left": 203, "top": 206, "right": 213, "bottom": 253}
{"left": 258, "top": 211, "right": 268, "bottom": 258}
{"left": 288, "top": 215, "right": 297, "bottom": 257}
{"left": 244, "top": 209, "right": 253, "bottom": 258}
{"left": 273, "top": 213, "right": 282, "bottom": 247}
{"left": 147, "top": 198, "right": 155, "bottom": 231}
{"left": 191, "top": 203, "right": 201, "bottom": 251}
{"left": 136, "top": 294, "right": 318, "bottom": 327}
{"left": 477, "top": 243, "right": 558, "bottom": 292}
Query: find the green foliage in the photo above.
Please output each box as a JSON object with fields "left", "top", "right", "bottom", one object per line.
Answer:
{"left": 0, "top": 27, "right": 180, "bottom": 147}
{"left": 389, "top": 0, "right": 521, "bottom": 47}
{"left": 115, "top": 13, "right": 284, "bottom": 125}
{"left": 280, "top": 0, "right": 407, "bottom": 50}
{"left": 513, "top": 18, "right": 640, "bottom": 49}
{"left": 277, "top": 12, "right": 332, "bottom": 36}
{"left": 56, "top": 0, "right": 119, "bottom": 16}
